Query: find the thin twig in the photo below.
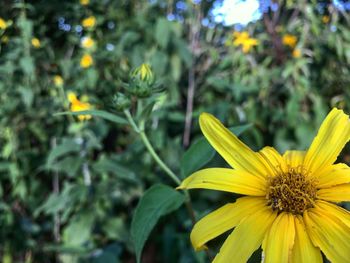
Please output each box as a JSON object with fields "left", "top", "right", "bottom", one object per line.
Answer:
{"left": 51, "top": 138, "right": 61, "bottom": 244}
{"left": 183, "top": 3, "right": 202, "bottom": 147}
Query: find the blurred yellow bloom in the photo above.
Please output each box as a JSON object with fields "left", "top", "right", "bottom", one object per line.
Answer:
{"left": 82, "top": 16, "right": 96, "bottom": 28}
{"left": 80, "top": 54, "right": 93, "bottom": 68}
{"left": 282, "top": 34, "right": 297, "bottom": 48}
{"left": 0, "top": 18, "right": 7, "bottom": 30}
{"left": 80, "top": 0, "right": 89, "bottom": 5}
{"left": 53, "top": 75, "right": 64, "bottom": 86}
{"left": 81, "top": 36, "right": 95, "bottom": 49}
{"left": 179, "top": 108, "right": 350, "bottom": 262}
{"left": 67, "top": 91, "right": 92, "bottom": 121}
{"left": 292, "top": 48, "right": 301, "bottom": 58}
{"left": 322, "top": 15, "right": 330, "bottom": 24}
{"left": 233, "top": 31, "right": 259, "bottom": 53}
{"left": 31, "top": 38, "right": 41, "bottom": 48}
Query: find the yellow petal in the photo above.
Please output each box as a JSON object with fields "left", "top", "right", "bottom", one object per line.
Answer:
{"left": 304, "top": 108, "right": 350, "bottom": 175}
{"left": 259, "top": 146, "right": 288, "bottom": 176}
{"left": 317, "top": 183, "right": 350, "bottom": 202}
{"left": 191, "top": 196, "right": 267, "bottom": 251}
{"left": 304, "top": 208, "right": 350, "bottom": 263}
{"left": 213, "top": 205, "right": 277, "bottom": 263}
{"left": 317, "top": 163, "right": 350, "bottom": 188}
{"left": 199, "top": 113, "right": 269, "bottom": 179}
{"left": 177, "top": 168, "right": 266, "bottom": 196}
{"left": 262, "top": 213, "right": 295, "bottom": 263}
{"left": 283, "top": 150, "right": 305, "bottom": 168}
{"left": 291, "top": 215, "right": 322, "bottom": 263}
{"left": 315, "top": 200, "right": 350, "bottom": 228}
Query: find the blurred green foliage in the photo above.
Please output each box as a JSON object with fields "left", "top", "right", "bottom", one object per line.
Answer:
{"left": 0, "top": 0, "right": 350, "bottom": 262}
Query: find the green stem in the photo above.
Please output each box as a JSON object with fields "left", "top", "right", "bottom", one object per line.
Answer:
{"left": 124, "top": 109, "right": 181, "bottom": 185}
{"left": 139, "top": 131, "right": 181, "bottom": 185}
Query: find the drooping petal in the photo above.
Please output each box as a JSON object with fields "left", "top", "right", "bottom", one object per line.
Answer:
{"left": 259, "top": 146, "right": 288, "bottom": 176}
{"left": 304, "top": 209, "right": 350, "bottom": 263}
{"left": 177, "top": 168, "right": 266, "bottom": 196}
{"left": 303, "top": 108, "right": 350, "bottom": 175}
{"left": 199, "top": 113, "right": 269, "bottom": 179}
{"left": 315, "top": 200, "right": 350, "bottom": 228}
{"left": 262, "top": 213, "right": 295, "bottom": 263}
{"left": 317, "top": 183, "right": 350, "bottom": 202}
{"left": 291, "top": 215, "right": 322, "bottom": 263}
{"left": 190, "top": 197, "right": 267, "bottom": 251}
{"left": 317, "top": 163, "right": 350, "bottom": 188}
{"left": 212, "top": 205, "right": 277, "bottom": 263}
{"left": 283, "top": 150, "right": 305, "bottom": 168}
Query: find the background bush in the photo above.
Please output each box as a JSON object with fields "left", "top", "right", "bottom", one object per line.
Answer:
{"left": 0, "top": 0, "right": 350, "bottom": 262}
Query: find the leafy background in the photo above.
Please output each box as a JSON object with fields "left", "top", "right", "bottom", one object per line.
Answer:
{"left": 1, "top": 0, "right": 350, "bottom": 262}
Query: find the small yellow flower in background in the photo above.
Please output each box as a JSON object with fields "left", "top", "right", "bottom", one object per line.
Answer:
{"left": 322, "top": 15, "right": 330, "bottom": 24}
{"left": 178, "top": 108, "right": 350, "bottom": 262}
{"left": 232, "top": 31, "right": 259, "bottom": 53}
{"left": 81, "top": 36, "right": 95, "bottom": 49}
{"left": 67, "top": 91, "right": 92, "bottom": 121}
{"left": 53, "top": 75, "right": 64, "bottom": 86}
{"left": 282, "top": 34, "right": 297, "bottom": 48}
{"left": 0, "top": 17, "right": 7, "bottom": 30}
{"left": 80, "top": 0, "right": 89, "bottom": 5}
{"left": 292, "top": 48, "right": 301, "bottom": 58}
{"left": 31, "top": 38, "right": 41, "bottom": 48}
{"left": 82, "top": 16, "right": 96, "bottom": 28}
{"left": 80, "top": 54, "right": 93, "bottom": 68}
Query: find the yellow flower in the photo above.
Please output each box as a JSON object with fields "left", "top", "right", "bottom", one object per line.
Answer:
{"left": 82, "top": 16, "right": 96, "bottom": 28}
{"left": 292, "top": 48, "right": 301, "bottom": 58}
{"left": 322, "top": 15, "right": 330, "bottom": 24}
{"left": 80, "top": 0, "right": 89, "bottom": 5}
{"left": 81, "top": 36, "right": 95, "bottom": 49}
{"left": 178, "top": 108, "right": 350, "bottom": 262}
{"left": 0, "top": 18, "right": 7, "bottom": 30}
{"left": 233, "top": 31, "right": 259, "bottom": 53}
{"left": 31, "top": 38, "right": 41, "bottom": 48}
{"left": 80, "top": 54, "right": 93, "bottom": 68}
{"left": 67, "top": 91, "right": 92, "bottom": 121}
{"left": 53, "top": 75, "right": 64, "bottom": 86}
{"left": 282, "top": 34, "right": 297, "bottom": 48}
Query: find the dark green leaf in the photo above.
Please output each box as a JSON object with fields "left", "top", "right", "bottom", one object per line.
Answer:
{"left": 55, "top": 110, "right": 128, "bottom": 125}
{"left": 46, "top": 140, "right": 80, "bottom": 168}
{"left": 131, "top": 184, "right": 185, "bottom": 263}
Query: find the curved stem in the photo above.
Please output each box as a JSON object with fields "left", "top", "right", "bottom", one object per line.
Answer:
{"left": 124, "top": 109, "right": 181, "bottom": 185}
{"left": 139, "top": 131, "right": 181, "bottom": 185}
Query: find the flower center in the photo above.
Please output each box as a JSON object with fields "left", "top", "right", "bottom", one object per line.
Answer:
{"left": 266, "top": 166, "right": 317, "bottom": 214}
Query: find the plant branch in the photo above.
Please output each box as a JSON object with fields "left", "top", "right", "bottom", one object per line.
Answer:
{"left": 124, "top": 109, "right": 181, "bottom": 185}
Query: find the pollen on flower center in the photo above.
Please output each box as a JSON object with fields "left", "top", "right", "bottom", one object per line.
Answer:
{"left": 266, "top": 166, "right": 317, "bottom": 214}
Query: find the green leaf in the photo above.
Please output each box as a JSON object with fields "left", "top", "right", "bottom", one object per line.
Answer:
{"left": 63, "top": 212, "right": 94, "bottom": 246}
{"left": 180, "top": 138, "right": 215, "bottom": 178}
{"left": 55, "top": 110, "right": 128, "bottom": 125}
{"left": 131, "top": 184, "right": 185, "bottom": 263}
{"left": 155, "top": 18, "right": 170, "bottom": 49}
{"left": 181, "top": 123, "right": 252, "bottom": 177}
{"left": 46, "top": 139, "right": 80, "bottom": 168}
{"left": 92, "top": 155, "right": 137, "bottom": 182}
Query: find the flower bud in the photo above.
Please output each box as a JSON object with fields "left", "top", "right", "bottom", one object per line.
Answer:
{"left": 113, "top": 92, "right": 131, "bottom": 111}
{"left": 128, "top": 63, "right": 155, "bottom": 98}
